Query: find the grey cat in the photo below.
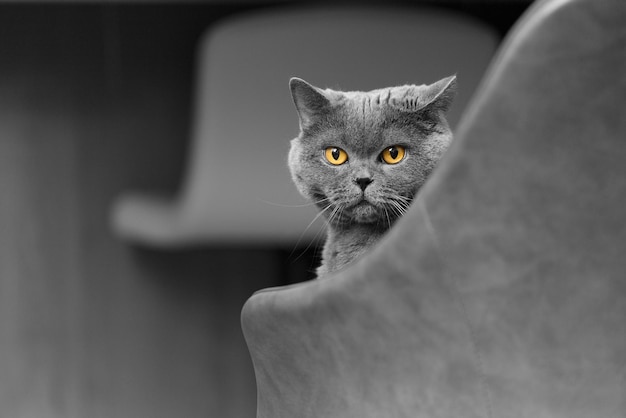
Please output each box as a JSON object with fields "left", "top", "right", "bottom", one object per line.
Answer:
{"left": 288, "top": 76, "right": 456, "bottom": 277}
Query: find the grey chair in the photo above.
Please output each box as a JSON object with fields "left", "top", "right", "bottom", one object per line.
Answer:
{"left": 242, "top": 0, "right": 626, "bottom": 416}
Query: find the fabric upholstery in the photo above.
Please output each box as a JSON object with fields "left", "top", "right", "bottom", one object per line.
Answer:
{"left": 242, "top": 0, "right": 626, "bottom": 416}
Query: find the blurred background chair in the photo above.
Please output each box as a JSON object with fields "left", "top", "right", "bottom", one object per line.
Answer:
{"left": 243, "top": 0, "right": 626, "bottom": 416}
{"left": 110, "top": 5, "right": 498, "bottom": 247}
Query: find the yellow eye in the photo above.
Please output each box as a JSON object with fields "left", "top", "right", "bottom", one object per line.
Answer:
{"left": 381, "top": 145, "right": 406, "bottom": 165}
{"left": 324, "top": 147, "right": 349, "bottom": 165}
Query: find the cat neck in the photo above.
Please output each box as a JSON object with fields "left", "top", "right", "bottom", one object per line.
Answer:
{"left": 318, "top": 223, "right": 386, "bottom": 277}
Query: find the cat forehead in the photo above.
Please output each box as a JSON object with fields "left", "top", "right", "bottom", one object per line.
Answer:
{"left": 328, "top": 84, "right": 427, "bottom": 105}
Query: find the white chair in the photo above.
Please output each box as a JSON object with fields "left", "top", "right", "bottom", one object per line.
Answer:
{"left": 111, "top": 5, "right": 498, "bottom": 247}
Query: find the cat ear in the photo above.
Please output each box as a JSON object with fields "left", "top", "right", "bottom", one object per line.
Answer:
{"left": 289, "top": 77, "right": 331, "bottom": 130}
{"left": 392, "top": 75, "right": 457, "bottom": 113}
{"left": 421, "top": 75, "right": 457, "bottom": 112}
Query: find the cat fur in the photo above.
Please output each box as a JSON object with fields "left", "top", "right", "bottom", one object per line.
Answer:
{"left": 288, "top": 76, "right": 456, "bottom": 277}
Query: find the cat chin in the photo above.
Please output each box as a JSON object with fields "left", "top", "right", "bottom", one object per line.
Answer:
{"left": 349, "top": 201, "right": 381, "bottom": 224}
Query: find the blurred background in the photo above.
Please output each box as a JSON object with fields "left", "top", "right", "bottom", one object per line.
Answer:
{"left": 0, "top": 1, "right": 531, "bottom": 417}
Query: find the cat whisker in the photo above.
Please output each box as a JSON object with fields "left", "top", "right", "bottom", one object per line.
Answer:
{"left": 395, "top": 197, "right": 413, "bottom": 205}
{"left": 257, "top": 197, "right": 330, "bottom": 208}
{"left": 337, "top": 205, "right": 347, "bottom": 227}
{"left": 387, "top": 205, "right": 399, "bottom": 220}
{"left": 327, "top": 202, "right": 347, "bottom": 228}
{"left": 388, "top": 200, "right": 408, "bottom": 219}
{"left": 395, "top": 198, "right": 410, "bottom": 209}
{"left": 289, "top": 223, "right": 327, "bottom": 267}
{"left": 326, "top": 204, "right": 341, "bottom": 227}
{"left": 289, "top": 201, "right": 343, "bottom": 265}
{"left": 383, "top": 192, "right": 412, "bottom": 205}
{"left": 388, "top": 194, "right": 412, "bottom": 208}
{"left": 289, "top": 202, "right": 333, "bottom": 262}
{"left": 383, "top": 206, "right": 392, "bottom": 229}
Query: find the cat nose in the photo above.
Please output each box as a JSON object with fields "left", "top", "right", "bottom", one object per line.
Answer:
{"left": 355, "top": 177, "right": 373, "bottom": 191}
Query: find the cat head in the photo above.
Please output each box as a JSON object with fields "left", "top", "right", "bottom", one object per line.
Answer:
{"left": 288, "top": 76, "right": 456, "bottom": 229}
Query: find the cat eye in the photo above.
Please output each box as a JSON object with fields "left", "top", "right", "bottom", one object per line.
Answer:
{"left": 324, "top": 147, "right": 349, "bottom": 165}
{"left": 380, "top": 145, "right": 406, "bottom": 165}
